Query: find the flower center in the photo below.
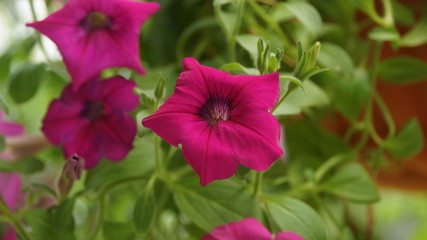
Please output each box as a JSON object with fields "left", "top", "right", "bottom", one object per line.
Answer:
{"left": 200, "top": 96, "right": 231, "bottom": 126}
{"left": 81, "top": 101, "right": 104, "bottom": 121}
{"left": 80, "top": 11, "right": 112, "bottom": 32}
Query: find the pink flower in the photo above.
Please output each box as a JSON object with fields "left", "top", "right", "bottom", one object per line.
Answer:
{"left": 142, "top": 58, "right": 283, "bottom": 185}
{"left": 27, "top": 0, "right": 159, "bottom": 89}
{"left": 201, "top": 218, "right": 304, "bottom": 240}
{"left": 0, "top": 111, "right": 24, "bottom": 137}
{"left": 0, "top": 174, "right": 21, "bottom": 240}
{"left": 42, "top": 76, "right": 138, "bottom": 168}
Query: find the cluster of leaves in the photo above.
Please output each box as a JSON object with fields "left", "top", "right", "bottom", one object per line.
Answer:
{"left": 0, "top": 0, "right": 426, "bottom": 240}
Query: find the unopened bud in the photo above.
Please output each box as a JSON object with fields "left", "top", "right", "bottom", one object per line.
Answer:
{"left": 58, "top": 154, "right": 85, "bottom": 198}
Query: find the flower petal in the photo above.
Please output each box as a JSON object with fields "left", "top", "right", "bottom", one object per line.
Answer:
{"left": 0, "top": 173, "right": 21, "bottom": 211}
{"left": 63, "top": 126, "right": 102, "bottom": 168}
{"left": 27, "top": 0, "right": 159, "bottom": 89}
{"left": 42, "top": 99, "right": 86, "bottom": 145}
{"left": 99, "top": 77, "right": 138, "bottom": 111}
{"left": 229, "top": 72, "right": 280, "bottom": 111}
{"left": 0, "top": 111, "right": 24, "bottom": 137}
{"left": 225, "top": 110, "right": 283, "bottom": 170}
{"left": 274, "top": 232, "right": 305, "bottom": 240}
{"left": 95, "top": 113, "right": 136, "bottom": 161}
{"left": 202, "top": 218, "right": 271, "bottom": 240}
{"left": 181, "top": 123, "right": 239, "bottom": 186}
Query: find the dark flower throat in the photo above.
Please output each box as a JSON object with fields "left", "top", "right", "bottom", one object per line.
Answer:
{"left": 81, "top": 101, "right": 104, "bottom": 121}
{"left": 81, "top": 11, "right": 112, "bottom": 32}
{"left": 200, "top": 96, "right": 231, "bottom": 126}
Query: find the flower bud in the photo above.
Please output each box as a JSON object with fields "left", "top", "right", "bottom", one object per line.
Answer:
{"left": 58, "top": 154, "right": 84, "bottom": 198}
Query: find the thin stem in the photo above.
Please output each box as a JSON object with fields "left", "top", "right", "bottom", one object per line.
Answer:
{"left": 253, "top": 171, "right": 263, "bottom": 196}
{"left": 0, "top": 197, "right": 31, "bottom": 240}
{"left": 246, "top": 0, "right": 293, "bottom": 55}
{"left": 381, "top": 0, "right": 394, "bottom": 27}
{"left": 374, "top": 92, "right": 396, "bottom": 139}
{"left": 154, "top": 135, "right": 161, "bottom": 172}
{"left": 271, "top": 89, "right": 291, "bottom": 113}
{"left": 28, "top": 0, "right": 51, "bottom": 61}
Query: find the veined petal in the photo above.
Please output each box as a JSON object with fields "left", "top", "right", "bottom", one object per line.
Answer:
{"left": 181, "top": 123, "right": 239, "bottom": 186}
{"left": 219, "top": 116, "right": 283, "bottom": 171}
{"left": 274, "top": 232, "right": 305, "bottom": 240}
{"left": 202, "top": 218, "right": 271, "bottom": 240}
{"left": 229, "top": 72, "right": 280, "bottom": 111}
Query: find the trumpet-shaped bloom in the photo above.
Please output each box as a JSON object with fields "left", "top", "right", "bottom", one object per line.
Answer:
{"left": 142, "top": 58, "right": 283, "bottom": 185}
{"left": 42, "top": 76, "right": 138, "bottom": 168}
{"left": 27, "top": 0, "right": 159, "bottom": 89}
{"left": 201, "top": 218, "right": 304, "bottom": 240}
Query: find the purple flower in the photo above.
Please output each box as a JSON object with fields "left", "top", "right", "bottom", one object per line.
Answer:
{"left": 142, "top": 58, "right": 283, "bottom": 185}
{"left": 27, "top": 0, "right": 159, "bottom": 89}
{"left": 201, "top": 218, "right": 304, "bottom": 240}
{"left": 42, "top": 76, "right": 138, "bottom": 168}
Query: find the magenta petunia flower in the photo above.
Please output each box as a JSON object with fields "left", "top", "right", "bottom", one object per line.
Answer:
{"left": 42, "top": 76, "right": 138, "bottom": 168}
{"left": 201, "top": 218, "right": 304, "bottom": 240}
{"left": 27, "top": 0, "right": 159, "bottom": 89}
{"left": 142, "top": 58, "right": 283, "bottom": 185}
{"left": 0, "top": 111, "right": 24, "bottom": 137}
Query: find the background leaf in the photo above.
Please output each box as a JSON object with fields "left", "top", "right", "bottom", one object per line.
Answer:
{"left": 378, "top": 57, "right": 427, "bottom": 84}
{"left": 321, "top": 164, "right": 380, "bottom": 203}
{"left": 173, "top": 178, "right": 262, "bottom": 232}
{"left": 265, "top": 196, "right": 327, "bottom": 240}
{"left": 383, "top": 119, "right": 424, "bottom": 158}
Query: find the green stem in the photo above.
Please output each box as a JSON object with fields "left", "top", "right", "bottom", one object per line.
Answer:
{"left": 366, "top": 42, "right": 385, "bottom": 146}
{"left": 381, "top": 0, "right": 394, "bottom": 27}
{"left": 28, "top": 0, "right": 51, "bottom": 61}
{"left": 271, "top": 88, "right": 291, "bottom": 114}
{"left": 246, "top": 0, "right": 292, "bottom": 54}
{"left": 0, "top": 197, "right": 31, "bottom": 240}
{"left": 154, "top": 135, "right": 161, "bottom": 172}
{"left": 253, "top": 171, "right": 264, "bottom": 196}
{"left": 374, "top": 92, "right": 396, "bottom": 139}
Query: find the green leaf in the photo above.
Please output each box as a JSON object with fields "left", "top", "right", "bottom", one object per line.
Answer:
{"left": 213, "top": 0, "right": 240, "bottom": 40}
{"left": 133, "top": 189, "right": 155, "bottom": 234}
{"left": 0, "top": 157, "right": 44, "bottom": 174}
{"left": 271, "top": 3, "right": 294, "bottom": 22}
{"left": 317, "top": 43, "right": 354, "bottom": 80}
{"left": 264, "top": 196, "right": 327, "bottom": 240}
{"left": 24, "top": 199, "right": 76, "bottom": 240}
{"left": 85, "top": 135, "right": 154, "bottom": 192}
{"left": 333, "top": 69, "right": 371, "bottom": 121}
{"left": 219, "top": 62, "right": 259, "bottom": 75}
{"left": 274, "top": 80, "right": 329, "bottom": 116}
{"left": 103, "top": 221, "right": 135, "bottom": 240}
{"left": 173, "top": 178, "right": 262, "bottom": 232}
{"left": 383, "top": 119, "right": 424, "bottom": 158}
{"left": 236, "top": 34, "right": 261, "bottom": 63}
{"left": 0, "top": 53, "right": 11, "bottom": 87}
{"left": 378, "top": 57, "right": 427, "bottom": 84}
{"left": 284, "top": 1, "right": 322, "bottom": 36}
{"left": 321, "top": 164, "right": 380, "bottom": 203}
{"left": 8, "top": 63, "right": 47, "bottom": 104}
{"left": 368, "top": 26, "right": 400, "bottom": 42}
{"left": 400, "top": 13, "right": 427, "bottom": 47}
